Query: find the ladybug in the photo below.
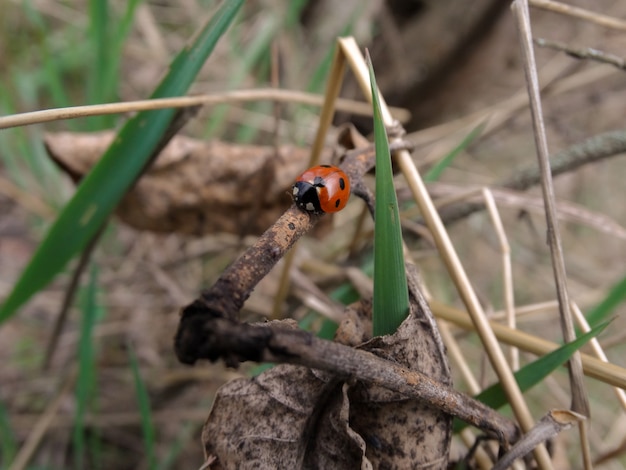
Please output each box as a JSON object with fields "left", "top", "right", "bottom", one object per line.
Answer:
{"left": 292, "top": 165, "right": 350, "bottom": 214}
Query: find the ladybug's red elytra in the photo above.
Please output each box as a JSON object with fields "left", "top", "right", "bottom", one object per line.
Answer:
{"left": 292, "top": 165, "right": 350, "bottom": 214}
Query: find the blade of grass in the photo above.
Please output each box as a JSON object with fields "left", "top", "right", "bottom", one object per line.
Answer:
{"left": 0, "top": 0, "right": 244, "bottom": 322}
{"left": 87, "top": 0, "right": 109, "bottom": 126}
{"left": 306, "top": 21, "right": 358, "bottom": 95}
{"left": 105, "top": 0, "right": 141, "bottom": 102}
{"left": 73, "top": 264, "right": 100, "bottom": 468}
{"left": 585, "top": 274, "right": 626, "bottom": 328}
{"left": 87, "top": 431, "right": 103, "bottom": 470}
{"left": 0, "top": 400, "right": 17, "bottom": 467}
{"left": 453, "top": 320, "right": 610, "bottom": 433}
{"left": 88, "top": 0, "right": 141, "bottom": 130}
{"left": 424, "top": 121, "right": 486, "bottom": 182}
{"left": 205, "top": 13, "right": 279, "bottom": 137}
{"left": 22, "top": 1, "right": 71, "bottom": 109}
{"left": 128, "top": 343, "right": 157, "bottom": 470}
{"left": 367, "top": 51, "right": 409, "bottom": 336}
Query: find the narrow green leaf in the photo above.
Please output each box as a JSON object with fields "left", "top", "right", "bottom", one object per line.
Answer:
{"left": 453, "top": 320, "right": 610, "bottom": 433}
{"left": 306, "top": 21, "right": 357, "bottom": 94}
{"left": 0, "top": 0, "right": 244, "bottom": 322}
{"left": 0, "top": 400, "right": 17, "bottom": 466}
{"left": 367, "top": 52, "right": 410, "bottom": 336}
{"left": 424, "top": 121, "right": 486, "bottom": 182}
{"left": 87, "top": 0, "right": 110, "bottom": 114}
{"left": 585, "top": 274, "right": 626, "bottom": 328}
{"left": 102, "top": 0, "right": 141, "bottom": 106}
{"left": 205, "top": 13, "right": 279, "bottom": 137}
{"left": 23, "top": 0, "right": 72, "bottom": 108}
{"left": 129, "top": 344, "right": 157, "bottom": 470}
{"left": 73, "top": 264, "right": 99, "bottom": 468}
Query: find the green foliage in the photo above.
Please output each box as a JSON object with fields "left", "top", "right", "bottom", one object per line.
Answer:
{"left": 205, "top": 13, "right": 280, "bottom": 138}
{"left": 73, "top": 265, "right": 100, "bottom": 467}
{"left": 86, "top": 0, "right": 141, "bottom": 130}
{"left": 129, "top": 344, "right": 157, "bottom": 470}
{"left": 0, "top": 400, "right": 17, "bottom": 467}
{"left": 424, "top": 121, "right": 486, "bottom": 182}
{"left": 585, "top": 274, "right": 626, "bottom": 329}
{"left": 368, "top": 54, "right": 410, "bottom": 336}
{"left": 453, "top": 320, "right": 609, "bottom": 433}
{"left": 0, "top": 0, "right": 245, "bottom": 322}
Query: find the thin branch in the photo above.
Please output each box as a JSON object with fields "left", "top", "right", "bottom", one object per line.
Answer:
{"left": 513, "top": 0, "right": 589, "bottom": 419}
{"left": 0, "top": 88, "right": 410, "bottom": 130}
{"left": 428, "top": 182, "right": 626, "bottom": 240}
{"left": 483, "top": 188, "right": 518, "bottom": 370}
{"left": 41, "top": 226, "right": 105, "bottom": 370}
{"left": 529, "top": 0, "right": 626, "bottom": 32}
{"left": 175, "top": 315, "right": 520, "bottom": 446}
{"left": 535, "top": 37, "right": 626, "bottom": 71}
{"left": 435, "top": 129, "right": 626, "bottom": 228}
{"left": 432, "top": 300, "right": 626, "bottom": 390}
{"left": 493, "top": 410, "right": 585, "bottom": 470}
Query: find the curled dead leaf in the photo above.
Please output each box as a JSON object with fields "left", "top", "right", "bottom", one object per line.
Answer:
{"left": 44, "top": 131, "right": 333, "bottom": 236}
{"left": 201, "top": 266, "right": 452, "bottom": 469}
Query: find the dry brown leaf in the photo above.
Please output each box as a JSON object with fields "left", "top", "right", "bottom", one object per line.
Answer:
{"left": 201, "top": 266, "right": 452, "bottom": 469}
{"left": 44, "top": 131, "right": 333, "bottom": 236}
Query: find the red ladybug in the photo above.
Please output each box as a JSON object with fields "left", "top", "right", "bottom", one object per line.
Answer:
{"left": 292, "top": 165, "right": 350, "bottom": 214}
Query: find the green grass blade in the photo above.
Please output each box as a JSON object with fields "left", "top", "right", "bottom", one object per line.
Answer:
{"left": 585, "top": 274, "right": 626, "bottom": 328}
{"left": 0, "top": 399, "right": 17, "bottom": 467}
{"left": 102, "top": 0, "right": 141, "bottom": 109}
{"left": 453, "top": 320, "right": 610, "bottom": 433}
{"left": 367, "top": 53, "right": 410, "bottom": 337}
{"left": 306, "top": 22, "right": 356, "bottom": 94}
{"left": 73, "top": 264, "right": 100, "bottom": 468}
{"left": 87, "top": 0, "right": 142, "bottom": 130}
{"left": 128, "top": 343, "right": 157, "bottom": 470}
{"left": 0, "top": 0, "right": 244, "bottom": 322}
{"left": 87, "top": 0, "right": 109, "bottom": 114}
{"left": 424, "top": 121, "right": 486, "bottom": 182}
{"left": 205, "top": 13, "right": 279, "bottom": 137}
{"left": 22, "top": 1, "right": 72, "bottom": 109}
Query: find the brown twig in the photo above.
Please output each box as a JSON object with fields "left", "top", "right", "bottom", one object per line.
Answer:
{"left": 174, "top": 315, "right": 520, "bottom": 446}
{"left": 529, "top": 0, "right": 626, "bottom": 32}
{"left": 493, "top": 409, "right": 585, "bottom": 470}
{"left": 0, "top": 89, "right": 410, "bottom": 130}
{"left": 514, "top": 4, "right": 590, "bottom": 467}
{"left": 41, "top": 226, "right": 105, "bottom": 370}
{"left": 513, "top": 0, "right": 589, "bottom": 416}
{"left": 535, "top": 37, "right": 626, "bottom": 71}
{"left": 435, "top": 129, "right": 626, "bottom": 228}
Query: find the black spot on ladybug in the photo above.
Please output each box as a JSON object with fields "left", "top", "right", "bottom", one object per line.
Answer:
{"left": 335, "top": 199, "right": 341, "bottom": 208}
{"left": 288, "top": 222, "right": 295, "bottom": 230}
{"left": 313, "top": 176, "right": 325, "bottom": 186}
{"left": 320, "top": 164, "right": 331, "bottom": 168}
{"left": 339, "top": 177, "right": 345, "bottom": 190}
